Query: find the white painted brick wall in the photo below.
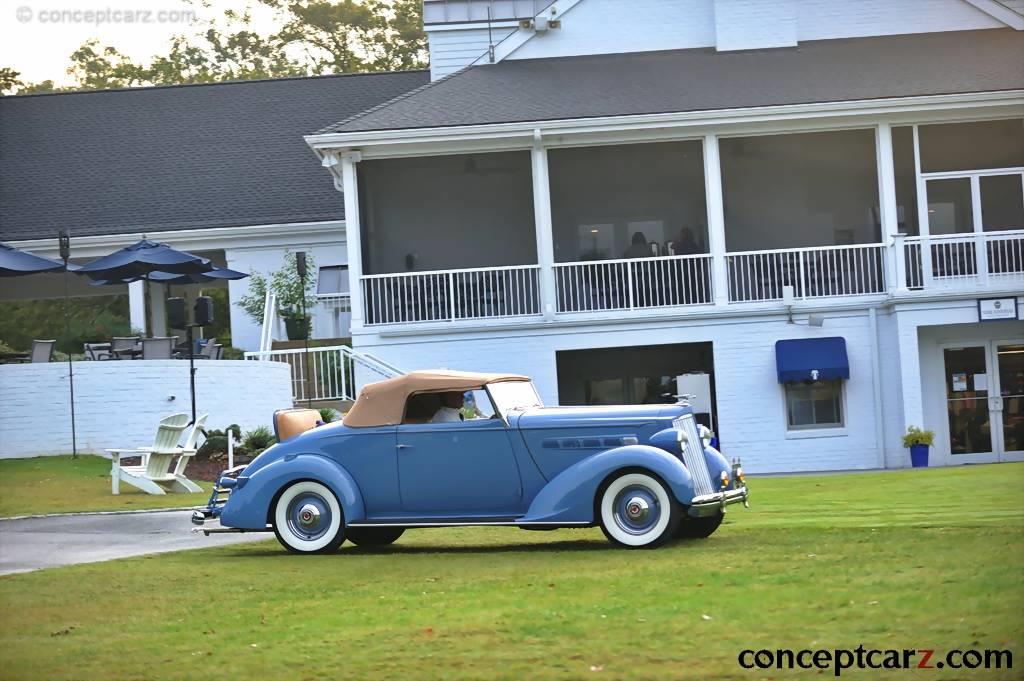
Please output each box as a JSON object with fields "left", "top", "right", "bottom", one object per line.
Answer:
{"left": 0, "top": 360, "right": 292, "bottom": 458}
{"left": 354, "top": 311, "right": 885, "bottom": 474}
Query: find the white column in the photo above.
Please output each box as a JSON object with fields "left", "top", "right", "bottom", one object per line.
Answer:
{"left": 912, "top": 125, "right": 933, "bottom": 289}
{"left": 896, "top": 312, "right": 925, "bottom": 457}
{"left": 531, "top": 131, "right": 556, "bottom": 320}
{"left": 875, "top": 123, "right": 903, "bottom": 293}
{"left": 337, "top": 151, "right": 365, "bottom": 331}
{"left": 970, "top": 175, "right": 989, "bottom": 285}
{"left": 147, "top": 281, "right": 168, "bottom": 337}
{"left": 703, "top": 133, "right": 729, "bottom": 306}
{"left": 128, "top": 280, "right": 146, "bottom": 334}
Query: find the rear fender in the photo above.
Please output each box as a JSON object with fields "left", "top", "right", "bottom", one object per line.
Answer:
{"left": 219, "top": 454, "right": 365, "bottom": 530}
{"left": 521, "top": 445, "right": 694, "bottom": 524}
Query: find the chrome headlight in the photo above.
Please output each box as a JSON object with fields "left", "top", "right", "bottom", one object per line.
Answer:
{"left": 698, "top": 424, "right": 714, "bottom": 448}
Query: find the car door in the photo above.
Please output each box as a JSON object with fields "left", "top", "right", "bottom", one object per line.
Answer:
{"left": 396, "top": 418, "right": 524, "bottom": 517}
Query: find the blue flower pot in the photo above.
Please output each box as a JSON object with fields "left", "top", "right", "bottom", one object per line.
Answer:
{"left": 909, "top": 444, "right": 929, "bottom": 468}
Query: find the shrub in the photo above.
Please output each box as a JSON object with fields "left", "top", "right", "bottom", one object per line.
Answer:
{"left": 236, "top": 252, "right": 317, "bottom": 325}
{"left": 902, "top": 426, "right": 935, "bottom": 448}
{"left": 318, "top": 408, "right": 338, "bottom": 423}
{"left": 242, "top": 425, "right": 275, "bottom": 454}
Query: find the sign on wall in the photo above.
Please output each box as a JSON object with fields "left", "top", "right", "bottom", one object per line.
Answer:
{"left": 977, "top": 297, "right": 1019, "bottom": 322}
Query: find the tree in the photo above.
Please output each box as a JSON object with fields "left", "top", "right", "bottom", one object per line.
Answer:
{"left": 3, "top": 0, "right": 427, "bottom": 95}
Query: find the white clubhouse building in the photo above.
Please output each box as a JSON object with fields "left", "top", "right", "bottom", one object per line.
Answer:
{"left": 306, "top": 0, "right": 1024, "bottom": 472}
{"left": 2, "top": 0, "right": 1022, "bottom": 471}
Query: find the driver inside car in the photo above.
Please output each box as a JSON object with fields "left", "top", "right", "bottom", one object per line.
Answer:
{"left": 431, "top": 391, "right": 466, "bottom": 423}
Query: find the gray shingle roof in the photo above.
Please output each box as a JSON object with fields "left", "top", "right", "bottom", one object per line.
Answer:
{"left": 0, "top": 70, "right": 428, "bottom": 241}
{"left": 319, "top": 29, "right": 1024, "bottom": 135}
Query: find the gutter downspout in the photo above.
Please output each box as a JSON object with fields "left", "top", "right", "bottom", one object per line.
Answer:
{"left": 869, "top": 306, "right": 886, "bottom": 469}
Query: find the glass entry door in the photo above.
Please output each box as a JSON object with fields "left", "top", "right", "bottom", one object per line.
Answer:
{"left": 995, "top": 343, "right": 1024, "bottom": 460}
{"left": 942, "top": 340, "right": 1024, "bottom": 464}
{"left": 942, "top": 345, "right": 994, "bottom": 462}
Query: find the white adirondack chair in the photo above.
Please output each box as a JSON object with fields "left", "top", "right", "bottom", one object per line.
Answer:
{"left": 107, "top": 413, "right": 204, "bottom": 495}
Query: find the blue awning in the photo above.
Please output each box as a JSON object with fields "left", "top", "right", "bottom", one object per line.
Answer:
{"left": 775, "top": 337, "right": 849, "bottom": 383}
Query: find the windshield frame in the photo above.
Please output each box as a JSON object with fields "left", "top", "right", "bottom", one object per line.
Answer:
{"left": 486, "top": 380, "right": 543, "bottom": 418}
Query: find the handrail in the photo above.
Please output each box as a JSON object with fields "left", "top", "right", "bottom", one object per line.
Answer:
{"left": 552, "top": 252, "right": 712, "bottom": 267}
{"left": 362, "top": 263, "right": 541, "bottom": 279}
{"left": 726, "top": 242, "right": 886, "bottom": 256}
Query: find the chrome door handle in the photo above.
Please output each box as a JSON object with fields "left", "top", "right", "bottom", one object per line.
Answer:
{"left": 396, "top": 444, "right": 411, "bottom": 449}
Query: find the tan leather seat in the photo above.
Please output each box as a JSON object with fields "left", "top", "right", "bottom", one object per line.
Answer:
{"left": 273, "top": 408, "right": 322, "bottom": 442}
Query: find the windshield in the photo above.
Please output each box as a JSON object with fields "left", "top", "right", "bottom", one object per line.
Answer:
{"left": 487, "top": 380, "right": 543, "bottom": 415}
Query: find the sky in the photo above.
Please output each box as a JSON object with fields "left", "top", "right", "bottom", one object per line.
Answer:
{"left": 0, "top": 0, "right": 282, "bottom": 86}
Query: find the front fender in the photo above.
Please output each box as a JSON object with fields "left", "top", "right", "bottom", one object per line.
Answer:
{"left": 521, "top": 445, "right": 695, "bottom": 524}
{"left": 219, "top": 454, "right": 366, "bottom": 530}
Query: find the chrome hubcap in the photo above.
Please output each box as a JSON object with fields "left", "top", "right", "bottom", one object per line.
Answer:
{"left": 297, "top": 504, "right": 320, "bottom": 529}
{"left": 286, "top": 492, "right": 332, "bottom": 541}
{"left": 613, "top": 485, "right": 660, "bottom": 535}
{"left": 624, "top": 496, "right": 650, "bottom": 522}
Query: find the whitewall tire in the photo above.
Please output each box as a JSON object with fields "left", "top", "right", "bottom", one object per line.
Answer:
{"left": 599, "top": 471, "right": 680, "bottom": 549}
{"left": 272, "top": 480, "right": 346, "bottom": 554}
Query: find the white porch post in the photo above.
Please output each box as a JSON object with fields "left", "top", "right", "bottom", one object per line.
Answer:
{"left": 128, "top": 280, "right": 146, "bottom": 334}
{"left": 912, "top": 125, "right": 933, "bottom": 289}
{"left": 531, "top": 130, "right": 556, "bottom": 319}
{"left": 703, "top": 133, "right": 729, "bottom": 305}
{"left": 875, "top": 123, "right": 903, "bottom": 293}
{"left": 896, "top": 313, "right": 925, "bottom": 465}
{"left": 335, "top": 151, "right": 364, "bottom": 331}
{"left": 147, "top": 282, "right": 168, "bottom": 337}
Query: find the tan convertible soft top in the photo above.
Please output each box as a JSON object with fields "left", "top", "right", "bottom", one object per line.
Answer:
{"left": 343, "top": 369, "right": 530, "bottom": 428}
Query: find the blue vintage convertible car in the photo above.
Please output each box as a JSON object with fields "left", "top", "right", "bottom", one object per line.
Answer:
{"left": 192, "top": 370, "right": 748, "bottom": 553}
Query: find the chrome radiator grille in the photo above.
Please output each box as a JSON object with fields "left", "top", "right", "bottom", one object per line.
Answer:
{"left": 674, "top": 414, "right": 715, "bottom": 497}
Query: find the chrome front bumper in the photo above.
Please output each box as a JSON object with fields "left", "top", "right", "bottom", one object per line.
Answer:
{"left": 688, "top": 486, "right": 750, "bottom": 517}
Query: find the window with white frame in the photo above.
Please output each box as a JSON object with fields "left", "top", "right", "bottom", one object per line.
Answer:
{"left": 317, "top": 265, "right": 349, "bottom": 296}
{"left": 784, "top": 380, "right": 844, "bottom": 430}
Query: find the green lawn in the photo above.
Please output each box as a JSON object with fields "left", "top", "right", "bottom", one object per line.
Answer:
{"left": 0, "top": 456, "right": 212, "bottom": 517}
{"left": 1, "top": 464, "right": 1022, "bottom": 680}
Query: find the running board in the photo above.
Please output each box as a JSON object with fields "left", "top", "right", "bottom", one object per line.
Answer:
{"left": 346, "top": 520, "right": 592, "bottom": 528}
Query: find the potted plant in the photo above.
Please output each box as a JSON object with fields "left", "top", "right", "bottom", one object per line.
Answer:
{"left": 902, "top": 426, "right": 935, "bottom": 468}
{"left": 237, "top": 252, "right": 316, "bottom": 340}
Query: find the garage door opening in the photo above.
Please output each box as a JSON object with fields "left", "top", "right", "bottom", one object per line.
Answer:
{"left": 556, "top": 342, "right": 716, "bottom": 428}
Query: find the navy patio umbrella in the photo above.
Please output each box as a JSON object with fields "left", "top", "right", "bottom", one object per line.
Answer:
{"left": 88, "top": 265, "right": 249, "bottom": 286}
{"left": 0, "top": 242, "right": 66, "bottom": 276}
{"left": 75, "top": 239, "right": 213, "bottom": 281}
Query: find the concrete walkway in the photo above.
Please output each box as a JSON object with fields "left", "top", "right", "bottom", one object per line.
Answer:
{"left": 0, "top": 510, "right": 268, "bottom": 576}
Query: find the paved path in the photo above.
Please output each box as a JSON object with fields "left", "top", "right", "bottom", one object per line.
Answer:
{"left": 0, "top": 510, "right": 268, "bottom": 576}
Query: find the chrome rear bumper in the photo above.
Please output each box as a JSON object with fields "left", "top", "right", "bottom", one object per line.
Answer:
{"left": 688, "top": 486, "right": 749, "bottom": 517}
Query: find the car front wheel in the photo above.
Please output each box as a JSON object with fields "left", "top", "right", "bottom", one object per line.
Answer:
{"left": 599, "top": 471, "right": 680, "bottom": 549}
{"left": 345, "top": 527, "right": 405, "bottom": 547}
{"left": 272, "top": 480, "right": 346, "bottom": 554}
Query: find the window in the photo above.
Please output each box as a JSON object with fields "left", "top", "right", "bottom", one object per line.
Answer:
{"left": 785, "top": 380, "right": 844, "bottom": 430}
{"left": 719, "top": 129, "right": 880, "bottom": 251}
{"left": 317, "top": 265, "right": 349, "bottom": 295}
{"left": 918, "top": 119, "right": 1024, "bottom": 173}
{"left": 548, "top": 141, "right": 707, "bottom": 262}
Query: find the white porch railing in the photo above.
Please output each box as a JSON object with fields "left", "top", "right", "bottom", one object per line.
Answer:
{"left": 904, "top": 230, "right": 1024, "bottom": 289}
{"left": 362, "top": 264, "right": 542, "bottom": 325}
{"left": 244, "top": 345, "right": 401, "bottom": 403}
{"left": 553, "top": 254, "right": 713, "bottom": 313}
{"left": 726, "top": 243, "right": 887, "bottom": 302}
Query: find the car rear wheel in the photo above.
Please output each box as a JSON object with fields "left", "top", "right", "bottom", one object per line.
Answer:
{"left": 272, "top": 480, "right": 346, "bottom": 554}
{"left": 345, "top": 527, "right": 405, "bottom": 547}
{"left": 599, "top": 471, "right": 680, "bottom": 549}
{"left": 676, "top": 511, "right": 724, "bottom": 539}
